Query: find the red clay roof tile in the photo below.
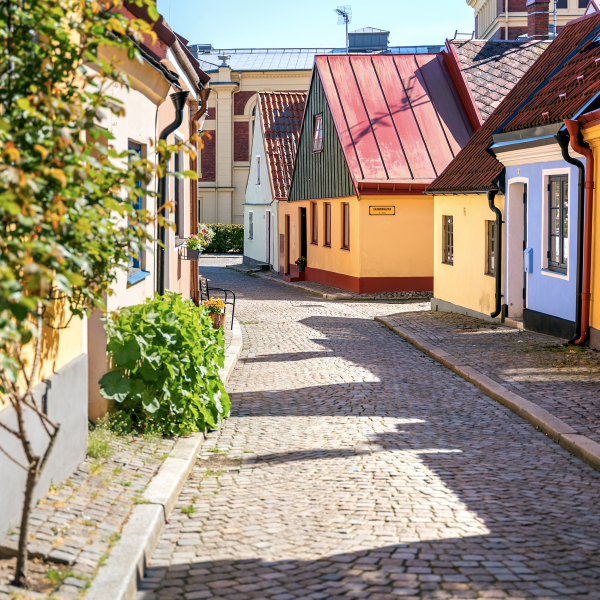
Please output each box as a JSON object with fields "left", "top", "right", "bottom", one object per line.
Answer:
{"left": 258, "top": 92, "right": 307, "bottom": 200}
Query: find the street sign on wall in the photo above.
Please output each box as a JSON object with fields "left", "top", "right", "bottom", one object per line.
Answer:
{"left": 369, "top": 206, "right": 395, "bottom": 215}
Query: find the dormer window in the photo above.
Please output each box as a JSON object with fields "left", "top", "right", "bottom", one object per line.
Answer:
{"left": 313, "top": 114, "right": 323, "bottom": 152}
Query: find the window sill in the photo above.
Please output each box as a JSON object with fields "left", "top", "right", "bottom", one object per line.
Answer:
{"left": 484, "top": 272, "right": 495, "bottom": 277}
{"left": 442, "top": 261, "right": 453, "bottom": 266}
{"left": 310, "top": 241, "right": 319, "bottom": 245}
{"left": 175, "top": 238, "right": 186, "bottom": 248}
{"left": 542, "top": 268, "right": 567, "bottom": 277}
{"left": 323, "top": 244, "right": 331, "bottom": 248}
{"left": 312, "top": 149, "right": 323, "bottom": 154}
{"left": 127, "top": 270, "right": 151, "bottom": 287}
{"left": 340, "top": 247, "right": 350, "bottom": 251}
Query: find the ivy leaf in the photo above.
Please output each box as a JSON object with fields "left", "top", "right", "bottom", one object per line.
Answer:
{"left": 99, "top": 371, "right": 131, "bottom": 403}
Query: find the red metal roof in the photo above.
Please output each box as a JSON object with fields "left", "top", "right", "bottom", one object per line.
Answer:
{"left": 430, "top": 12, "right": 600, "bottom": 193}
{"left": 314, "top": 54, "right": 475, "bottom": 193}
{"left": 258, "top": 92, "right": 307, "bottom": 200}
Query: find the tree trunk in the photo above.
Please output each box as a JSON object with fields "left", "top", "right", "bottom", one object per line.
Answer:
{"left": 13, "top": 458, "right": 40, "bottom": 588}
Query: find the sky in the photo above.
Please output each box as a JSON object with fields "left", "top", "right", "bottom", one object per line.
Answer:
{"left": 156, "top": 0, "right": 475, "bottom": 50}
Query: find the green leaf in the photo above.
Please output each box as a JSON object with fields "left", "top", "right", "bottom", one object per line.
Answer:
{"left": 16, "top": 98, "right": 31, "bottom": 111}
{"left": 108, "top": 337, "right": 141, "bottom": 367}
{"left": 99, "top": 370, "right": 131, "bottom": 403}
{"left": 147, "top": 4, "right": 160, "bottom": 21}
{"left": 142, "top": 395, "right": 160, "bottom": 414}
{"left": 181, "top": 170, "right": 198, "bottom": 180}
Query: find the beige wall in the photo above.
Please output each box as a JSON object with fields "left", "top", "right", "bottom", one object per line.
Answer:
{"left": 200, "top": 67, "right": 311, "bottom": 225}
{"left": 434, "top": 193, "right": 504, "bottom": 316}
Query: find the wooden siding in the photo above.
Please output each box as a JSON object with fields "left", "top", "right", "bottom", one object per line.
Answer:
{"left": 288, "top": 71, "right": 355, "bottom": 202}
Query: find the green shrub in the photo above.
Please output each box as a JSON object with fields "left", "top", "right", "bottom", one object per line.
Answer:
{"left": 203, "top": 224, "right": 244, "bottom": 253}
{"left": 99, "top": 292, "right": 230, "bottom": 436}
{"left": 87, "top": 415, "right": 114, "bottom": 459}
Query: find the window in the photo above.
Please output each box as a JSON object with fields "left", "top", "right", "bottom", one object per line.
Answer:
{"left": 311, "top": 202, "right": 318, "bottom": 244}
{"left": 556, "top": 0, "right": 567, "bottom": 7}
{"left": 128, "top": 141, "right": 143, "bottom": 272}
{"left": 486, "top": 220, "right": 496, "bottom": 275}
{"left": 342, "top": 203, "right": 350, "bottom": 249}
{"left": 324, "top": 203, "right": 331, "bottom": 247}
{"left": 579, "top": 0, "right": 588, "bottom": 7}
{"left": 256, "top": 155, "right": 261, "bottom": 186}
{"left": 443, "top": 215, "right": 453, "bottom": 264}
{"left": 548, "top": 175, "right": 568, "bottom": 272}
{"left": 313, "top": 115, "right": 323, "bottom": 152}
{"left": 248, "top": 211, "right": 254, "bottom": 239}
{"left": 174, "top": 150, "right": 183, "bottom": 238}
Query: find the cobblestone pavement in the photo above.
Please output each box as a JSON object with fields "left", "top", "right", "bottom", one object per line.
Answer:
{"left": 381, "top": 311, "right": 600, "bottom": 443}
{"left": 137, "top": 256, "right": 600, "bottom": 600}
{"left": 0, "top": 433, "right": 173, "bottom": 598}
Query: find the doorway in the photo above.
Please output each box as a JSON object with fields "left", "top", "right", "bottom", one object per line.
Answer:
{"left": 265, "top": 209, "right": 271, "bottom": 265}
{"left": 300, "top": 207, "right": 307, "bottom": 261}
{"left": 285, "top": 214, "right": 290, "bottom": 275}
{"left": 506, "top": 180, "right": 527, "bottom": 318}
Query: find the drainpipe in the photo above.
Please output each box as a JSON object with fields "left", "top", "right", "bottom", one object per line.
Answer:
{"left": 565, "top": 119, "right": 594, "bottom": 345}
{"left": 556, "top": 131, "right": 584, "bottom": 343}
{"left": 488, "top": 189, "right": 503, "bottom": 318}
{"left": 157, "top": 91, "right": 189, "bottom": 296}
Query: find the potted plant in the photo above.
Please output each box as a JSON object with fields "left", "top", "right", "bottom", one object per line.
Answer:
{"left": 295, "top": 256, "right": 307, "bottom": 272}
{"left": 203, "top": 297, "right": 226, "bottom": 329}
{"left": 182, "top": 225, "right": 215, "bottom": 260}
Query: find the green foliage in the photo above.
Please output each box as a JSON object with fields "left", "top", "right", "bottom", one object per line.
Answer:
{"left": 0, "top": 0, "right": 198, "bottom": 383}
{"left": 99, "top": 292, "right": 230, "bottom": 435}
{"left": 203, "top": 224, "right": 244, "bottom": 253}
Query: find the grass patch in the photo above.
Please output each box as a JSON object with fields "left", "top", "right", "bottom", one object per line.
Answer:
{"left": 46, "top": 568, "right": 74, "bottom": 586}
{"left": 181, "top": 505, "right": 196, "bottom": 515}
{"left": 204, "top": 469, "right": 223, "bottom": 477}
{"left": 87, "top": 415, "right": 114, "bottom": 459}
{"left": 89, "top": 460, "right": 103, "bottom": 477}
{"left": 80, "top": 518, "right": 94, "bottom": 527}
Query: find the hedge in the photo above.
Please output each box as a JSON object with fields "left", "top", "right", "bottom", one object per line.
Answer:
{"left": 203, "top": 223, "right": 244, "bottom": 253}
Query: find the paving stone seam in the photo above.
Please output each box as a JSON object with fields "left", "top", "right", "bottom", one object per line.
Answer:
{"left": 375, "top": 315, "right": 600, "bottom": 473}
{"left": 85, "top": 320, "right": 243, "bottom": 600}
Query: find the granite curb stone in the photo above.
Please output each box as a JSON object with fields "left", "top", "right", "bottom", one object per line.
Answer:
{"left": 376, "top": 314, "right": 600, "bottom": 473}
{"left": 85, "top": 319, "right": 243, "bottom": 600}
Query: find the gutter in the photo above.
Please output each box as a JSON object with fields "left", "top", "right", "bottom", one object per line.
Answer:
{"left": 555, "top": 131, "right": 585, "bottom": 344}
{"left": 157, "top": 91, "right": 189, "bottom": 296}
{"left": 564, "top": 119, "right": 594, "bottom": 345}
{"left": 487, "top": 189, "right": 503, "bottom": 319}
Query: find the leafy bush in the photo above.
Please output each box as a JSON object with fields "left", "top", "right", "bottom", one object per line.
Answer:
{"left": 203, "top": 224, "right": 244, "bottom": 253}
{"left": 99, "top": 292, "right": 230, "bottom": 436}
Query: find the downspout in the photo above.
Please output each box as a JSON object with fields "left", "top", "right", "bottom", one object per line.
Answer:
{"left": 157, "top": 91, "right": 189, "bottom": 296}
{"left": 505, "top": 0, "right": 509, "bottom": 40}
{"left": 565, "top": 118, "right": 595, "bottom": 345}
{"left": 488, "top": 189, "right": 503, "bottom": 318}
{"left": 556, "top": 131, "right": 584, "bottom": 343}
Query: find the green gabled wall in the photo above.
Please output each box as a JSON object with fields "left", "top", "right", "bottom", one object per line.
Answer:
{"left": 288, "top": 70, "right": 355, "bottom": 201}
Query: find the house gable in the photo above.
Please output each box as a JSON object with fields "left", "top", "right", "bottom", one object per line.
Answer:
{"left": 245, "top": 109, "right": 272, "bottom": 205}
{"left": 288, "top": 70, "right": 355, "bottom": 201}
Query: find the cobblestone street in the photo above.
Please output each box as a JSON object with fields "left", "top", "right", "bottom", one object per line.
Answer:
{"left": 138, "top": 257, "right": 600, "bottom": 600}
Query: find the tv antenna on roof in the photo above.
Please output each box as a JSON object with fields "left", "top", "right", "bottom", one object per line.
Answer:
{"left": 334, "top": 6, "right": 352, "bottom": 54}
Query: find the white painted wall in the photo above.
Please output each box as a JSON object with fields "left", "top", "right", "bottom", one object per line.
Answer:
{"left": 243, "top": 116, "right": 279, "bottom": 270}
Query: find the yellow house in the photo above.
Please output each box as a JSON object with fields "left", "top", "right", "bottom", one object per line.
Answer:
{"left": 279, "top": 52, "right": 479, "bottom": 293}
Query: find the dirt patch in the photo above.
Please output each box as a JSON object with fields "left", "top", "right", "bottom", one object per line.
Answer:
{"left": 0, "top": 557, "right": 59, "bottom": 594}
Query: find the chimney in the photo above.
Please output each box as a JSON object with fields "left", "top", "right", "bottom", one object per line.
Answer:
{"left": 527, "top": 0, "right": 550, "bottom": 40}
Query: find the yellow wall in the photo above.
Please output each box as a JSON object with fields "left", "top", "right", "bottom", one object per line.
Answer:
{"left": 433, "top": 193, "right": 504, "bottom": 315}
{"left": 279, "top": 197, "right": 361, "bottom": 277}
{"left": 583, "top": 124, "right": 600, "bottom": 340}
{"left": 278, "top": 194, "right": 433, "bottom": 280}
{"left": 359, "top": 195, "right": 433, "bottom": 278}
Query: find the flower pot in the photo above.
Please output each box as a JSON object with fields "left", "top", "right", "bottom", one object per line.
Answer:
{"left": 210, "top": 312, "right": 226, "bottom": 329}
{"left": 181, "top": 248, "right": 202, "bottom": 260}
{"left": 296, "top": 264, "right": 305, "bottom": 272}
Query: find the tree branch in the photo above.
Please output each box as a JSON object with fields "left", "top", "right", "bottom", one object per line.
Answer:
{"left": 0, "top": 445, "right": 28, "bottom": 471}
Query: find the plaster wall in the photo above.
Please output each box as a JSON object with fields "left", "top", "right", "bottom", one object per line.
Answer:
{"left": 0, "top": 353, "right": 88, "bottom": 538}
{"left": 583, "top": 123, "right": 600, "bottom": 348}
{"left": 505, "top": 161, "right": 578, "bottom": 323}
{"left": 358, "top": 195, "right": 433, "bottom": 279}
{"left": 433, "top": 193, "right": 503, "bottom": 316}
{"left": 244, "top": 119, "right": 279, "bottom": 269}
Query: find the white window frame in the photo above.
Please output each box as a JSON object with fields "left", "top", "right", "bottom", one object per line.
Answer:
{"left": 248, "top": 210, "right": 254, "bottom": 239}
{"left": 541, "top": 168, "right": 570, "bottom": 280}
{"left": 256, "top": 155, "right": 261, "bottom": 186}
